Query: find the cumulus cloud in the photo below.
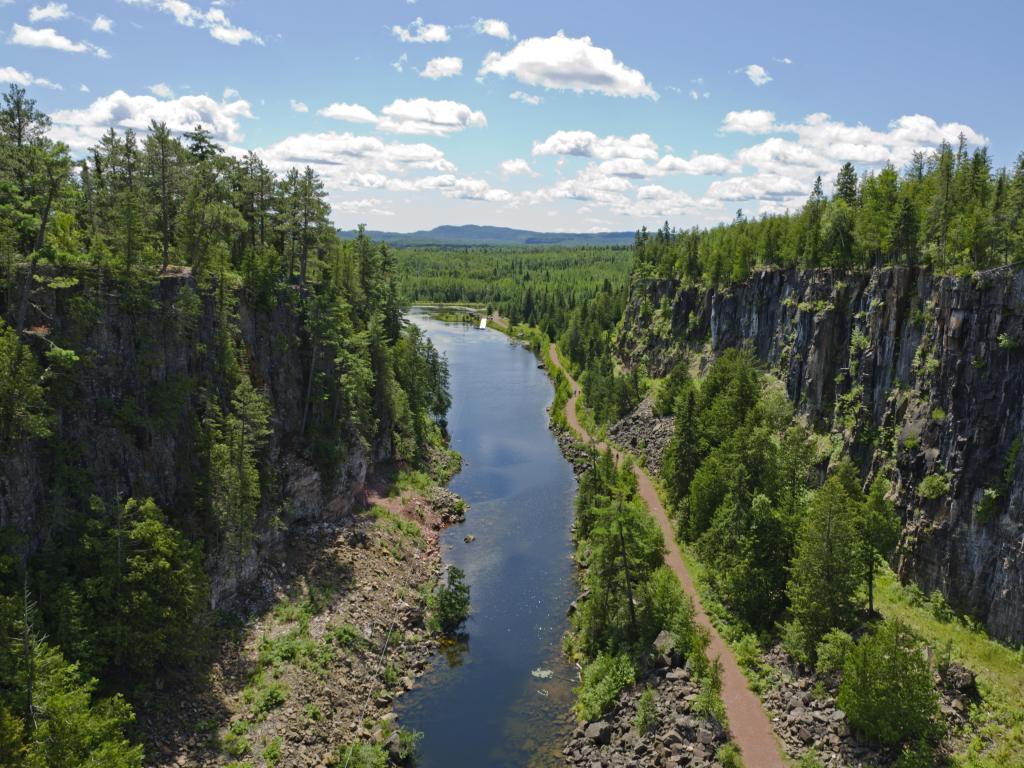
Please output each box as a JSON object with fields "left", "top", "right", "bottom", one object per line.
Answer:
{"left": 290, "top": 99, "right": 309, "bottom": 113}
{"left": 706, "top": 173, "right": 807, "bottom": 202}
{"left": 656, "top": 153, "right": 740, "bottom": 176}
{"left": 49, "top": 89, "right": 254, "bottom": 149}
{"left": 392, "top": 53, "right": 407, "bottom": 73}
{"left": 148, "top": 82, "right": 174, "bottom": 98}
{"left": 421, "top": 56, "right": 462, "bottom": 79}
{"left": 722, "top": 109, "right": 777, "bottom": 134}
{"left": 474, "top": 18, "right": 510, "bottom": 39}
{"left": 318, "top": 102, "right": 377, "bottom": 124}
{"left": 11, "top": 23, "right": 109, "bottom": 57}
{"left": 532, "top": 130, "right": 658, "bottom": 161}
{"left": 744, "top": 64, "right": 772, "bottom": 86}
{"left": 391, "top": 17, "right": 448, "bottom": 43}
{"left": 509, "top": 90, "right": 541, "bottom": 105}
{"left": 120, "top": 0, "right": 262, "bottom": 45}
{"left": 92, "top": 15, "right": 113, "bottom": 32}
{"left": 479, "top": 32, "right": 657, "bottom": 99}
{"left": 500, "top": 158, "right": 536, "bottom": 176}
{"left": 0, "top": 65, "right": 62, "bottom": 89}
{"left": 28, "top": 2, "right": 67, "bottom": 22}
{"left": 377, "top": 98, "right": 486, "bottom": 136}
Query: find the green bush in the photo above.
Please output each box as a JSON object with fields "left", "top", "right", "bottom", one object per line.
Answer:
{"left": 329, "top": 742, "right": 388, "bottom": 768}
{"left": 575, "top": 653, "right": 635, "bottom": 722}
{"left": 262, "top": 737, "right": 282, "bottom": 767}
{"left": 780, "top": 619, "right": 812, "bottom": 667}
{"left": 222, "top": 721, "right": 251, "bottom": 758}
{"left": 716, "top": 742, "right": 743, "bottom": 768}
{"left": 427, "top": 567, "right": 471, "bottom": 634}
{"left": 837, "top": 620, "right": 942, "bottom": 746}
{"left": 634, "top": 686, "right": 658, "bottom": 735}
{"left": 815, "top": 629, "right": 854, "bottom": 677}
{"left": 918, "top": 473, "right": 951, "bottom": 500}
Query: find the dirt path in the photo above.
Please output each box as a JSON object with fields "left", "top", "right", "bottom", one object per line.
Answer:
{"left": 549, "top": 343, "right": 786, "bottom": 768}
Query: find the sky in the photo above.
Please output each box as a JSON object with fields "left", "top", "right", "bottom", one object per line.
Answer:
{"left": 2, "top": 0, "right": 1022, "bottom": 233}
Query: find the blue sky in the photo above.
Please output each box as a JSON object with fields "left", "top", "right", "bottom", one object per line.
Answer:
{"left": 2, "top": 0, "right": 1021, "bottom": 232}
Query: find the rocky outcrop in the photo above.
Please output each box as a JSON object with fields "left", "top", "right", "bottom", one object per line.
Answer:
{"left": 0, "top": 272, "right": 379, "bottom": 609}
{"left": 562, "top": 664, "right": 729, "bottom": 767}
{"left": 617, "top": 266, "right": 1024, "bottom": 644}
{"left": 761, "top": 645, "right": 976, "bottom": 767}
{"left": 608, "top": 394, "right": 674, "bottom": 476}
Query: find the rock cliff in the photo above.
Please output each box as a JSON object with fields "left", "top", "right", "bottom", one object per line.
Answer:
{"left": 1, "top": 272, "right": 375, "bottom": 608}
{"left": 618, "top": 266, "right": 1024, "bottom": 645}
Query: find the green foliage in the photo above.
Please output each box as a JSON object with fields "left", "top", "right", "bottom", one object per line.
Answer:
{"left": 0, "top": 630, "right": 144, "bottom": 767}
{"left": 222, "top": 720, "right": 251, "bottom": 758}
{"left": 815, "top": 629, "right": 855, "bottom": 677}
{"left": 262, "top": 737, "right": 282, "bottom": 767}
{"left": 787, "top": 472, "right": 863, "bottom": 656}
{"left": 838, "top": 620, "right": 942, "bottom": 746}
{"left": 715, "top": 742, "right": 744, "bottom": 768}
{"left": 575, "top": 652, "right": 635, "bottom": 722}
{"left": 631, "top": 139, "right": 1024, "bottom": 282}
{"left": 329, "top": 742, "right": 389, "bottom": 768}
{"left": 0, "top": 319, "right": 51, "bottom": 446}
{"left": 634, "top": 686, "right": 658, "bottom": 734}
{"left": 919, "top": 472, "right": 952, "bottom": 500}
{"left": 73, "top": 496, "right": 207, "bottom": 679}
{"left": 427, "top": 566, "right": 470, "bottom": 634}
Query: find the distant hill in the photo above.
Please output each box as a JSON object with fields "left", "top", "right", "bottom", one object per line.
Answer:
{"left": 337, "top": 224, "right": 635, "bottom": 248}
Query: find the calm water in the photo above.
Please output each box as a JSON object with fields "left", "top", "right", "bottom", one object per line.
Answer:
{"left": 395, "top": 309, "right": 577, "bottom": 767}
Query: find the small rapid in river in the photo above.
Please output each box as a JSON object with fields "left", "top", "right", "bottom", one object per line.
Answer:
{"left": 395, "top": 309, "right": 578, "bottom": 767}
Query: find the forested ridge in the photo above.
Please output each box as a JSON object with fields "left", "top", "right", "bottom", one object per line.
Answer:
{"left": 632, "top": 142, "right": 1024, "bottom": 285}
{"left": 0, "top": 85, "right": 450, "bottom": 765}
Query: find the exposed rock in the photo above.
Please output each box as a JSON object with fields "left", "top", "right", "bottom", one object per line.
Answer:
{"left": 584, "top": 721, "right": 612, "bottom": 745}
{"left": 618, "top": 266, "right": 1024, "bottom": 645}
{"left": 608, "top": 394, "right": 674, "bottom": 475}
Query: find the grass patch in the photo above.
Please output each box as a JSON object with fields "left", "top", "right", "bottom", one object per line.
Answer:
{"left": 368, "top": 506, "right": 425, "bottom": 544}
{"left": 875, "top": 567, "right": 1024, "bottom": 767}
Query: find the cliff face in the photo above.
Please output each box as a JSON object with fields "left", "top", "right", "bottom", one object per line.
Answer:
{"left": 618, "top": 266, "right": 1024, "bottom": 645}
{"left": 1, "top": 273, "right": 373, "bottom": 607}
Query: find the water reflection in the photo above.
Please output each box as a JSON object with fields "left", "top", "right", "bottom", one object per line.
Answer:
{"left": 395, "top": 309, "right": 578, "bottom": 767}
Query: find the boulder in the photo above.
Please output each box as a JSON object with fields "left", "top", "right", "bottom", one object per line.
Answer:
{"left": 585, "top": 721, "right": 612, "bottom": 746}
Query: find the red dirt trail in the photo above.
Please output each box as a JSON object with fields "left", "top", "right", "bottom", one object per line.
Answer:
{"left": 549, "top": 343, "right": 786, "bottom": 768}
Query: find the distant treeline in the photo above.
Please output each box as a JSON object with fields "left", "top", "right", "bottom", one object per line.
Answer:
{"left": 633, "top": 139, "right": 1024, "bottom": 284}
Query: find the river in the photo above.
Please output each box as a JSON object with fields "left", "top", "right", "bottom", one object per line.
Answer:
{"left": 395, "top": 309, "right": 578, "bottom": 767}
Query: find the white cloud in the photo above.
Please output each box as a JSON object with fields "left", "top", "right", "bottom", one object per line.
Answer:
{"left": 421, "top": 56, "right": 462, "bottom": 79}
{"left": 28, "top": 2, "right": 67, "bottom": 22}
{"left": 50, "top": 89, "right": 254, "bottom": 149}
{"left": 474, "top": 18, "right": 510, "bottom": 39}
{"left": 509, "top": 90, "right": 541, "bottom": 105}
{"left": 744, "top": 64, "right": 772, "bottom": 86}
{"left": 120, "top": 0, "right": 262, "bottom": 46}
{"left": 10, "top": 23, "right": 109, "bottom": 57}
{"left": 500, "top": 158, "right": 536, "bottom": 176}
{"left": 290, "top": 99, "right": 309, "bottom": 113}
{"left": 318, "top": 102, "right": 377, "bottom": 124}
{"left": 722, "top": 109, "right": 777, "bottom": 134}
{"left": 706, "top": 173, "right": 806, "bottom": 202}
{"left": 656, "top": 153, "right": 739, "bottom": 176}
{"left": 0, "top": 65, "right": 62, "bottom": 90}
{"left": 148, "top": 82, "right": 174, "bottom": 98}
{"left": 392, "top": 53, "right": 407, "bottom": 73}
{"left": 532, "top": 130, "right": 658, "bottom": 161}
{"left": 689, "top": 89, "right": 710, "bottom": 100}
{"left": 479, "top": 31, "right": 657, "bottom": 99}
{"left": 92, "top": 15, "right": 113, "bottom": 32}
{"left": 391, "top": 17, "right": 448, "bottom": 43}
{"left": 377, "top": 98, "right": 486, "bottom": 136}
{"left": 79, "top": 83, "right": 89, "bottom": 92}
{"left": 774, "top": 56, "right": 793, "bottom": 64}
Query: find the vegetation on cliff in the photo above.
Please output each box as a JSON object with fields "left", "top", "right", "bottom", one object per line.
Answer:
{"left": 0, "top": 85, "right": 450, "bottom": 764}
